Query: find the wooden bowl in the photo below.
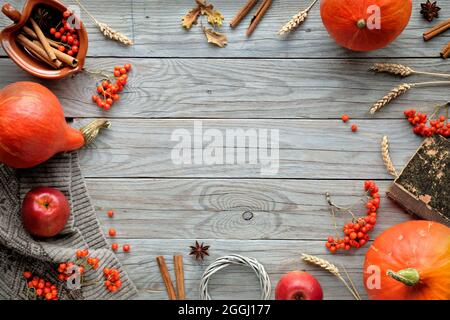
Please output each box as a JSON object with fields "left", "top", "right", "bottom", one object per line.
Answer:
{"left": 0, "top": 0, "right": 88, "bottom": 79}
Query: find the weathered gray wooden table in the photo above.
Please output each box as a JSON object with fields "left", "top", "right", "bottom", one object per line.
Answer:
{"left": 1, "top": 0, "right": 448, "bottom": 300}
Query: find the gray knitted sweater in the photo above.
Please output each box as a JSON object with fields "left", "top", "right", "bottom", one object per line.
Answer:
{"left": 0, "top": 152, "right": 137, "bottom": 300}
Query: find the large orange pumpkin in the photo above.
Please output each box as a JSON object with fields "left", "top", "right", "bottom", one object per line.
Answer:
{"left": 320, "top": 0, "right": 412, "bottom": 51}
{"left": 0, "top": 82, "right": 109, "bottom": 168}
{"left": 363, "top": 221, "right": 450, "bottom": 300}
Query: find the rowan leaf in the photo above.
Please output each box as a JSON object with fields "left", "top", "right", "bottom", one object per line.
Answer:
{"left": 202, "top": 26, "right": 227, "bottom": 48}
{"left": 182, "top": 7, "right": 201, "bottom": 29}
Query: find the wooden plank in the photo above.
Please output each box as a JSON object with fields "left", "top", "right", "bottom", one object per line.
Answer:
{"left": 115, "top": 239, "right": 370, "bottom": 300}
{"left": 1, "top": 58, "right": 448, "bottom": 119}
{"left": 88, "top": 178, "right": 412, "bottom": 240}
{"left": 1, "top": 0, "right": 448, "bottom": 58}
{"left": 75, "top": 118, "right": 421, "bottom": 179}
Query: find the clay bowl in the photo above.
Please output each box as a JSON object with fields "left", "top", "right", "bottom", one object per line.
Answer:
{"left": 0, "top": 0, "right": 88, "bottom": 79}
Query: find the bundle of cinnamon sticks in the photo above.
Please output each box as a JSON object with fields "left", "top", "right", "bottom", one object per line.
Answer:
{"left": 17, "top": 17, "right": 78, "bottom": 69}
{"left": 423, "top": 18, "right": 450, "bottom": 59}
{"left": 230, "top": 0, "right": 272, "bottom": 37}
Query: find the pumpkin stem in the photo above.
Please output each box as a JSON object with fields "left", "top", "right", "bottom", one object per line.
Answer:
{"left": 80, "top": 119, "right": 111, "bottom": 145}
{"left": 386, "top": 268, "right": 420, "bottom": 287}
{"left": 356, "top": 19, "right": 366, "bottom": 29}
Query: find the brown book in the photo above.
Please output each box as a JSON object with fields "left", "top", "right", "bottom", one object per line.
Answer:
{"left": 387, "top": 135, "right": 449, "bottom": 226}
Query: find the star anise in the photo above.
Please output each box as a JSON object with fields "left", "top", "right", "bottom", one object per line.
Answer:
{"left": 189, "top": 241, "right": 210, "bottom": 260}
{"left": 420, "top": 1, "right": 441, "bottom": 22}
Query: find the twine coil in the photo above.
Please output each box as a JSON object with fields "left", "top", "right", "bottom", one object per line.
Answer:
{"left": 199, "top": 254, "right": 271, "bottom": 300}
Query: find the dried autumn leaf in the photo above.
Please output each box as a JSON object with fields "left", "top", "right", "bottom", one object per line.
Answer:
{"left": 202, "top": 26, "right": 227, "bottom": 48}
{"left": 182, "top": 7, "right": 201, "bottom": 29}
{"left": 201, "top": 4, "right": 224, "bottom": 27}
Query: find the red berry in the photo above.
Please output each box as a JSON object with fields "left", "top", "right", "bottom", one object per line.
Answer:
{"left": 351, "top": 124, "right": 358, "bottom": 132}
{"left": 120, "top": 67, "right": 127, "bottom": 75}
{"left": 111, "top": 243, "right": 119, "bottom": 251}
{"left": 54, "top": 32, "right": 61, "bottom": 39}
{"left": 67, "top": 50, "right": 74, "bottom": 56}
{"left": 122, "top": 244, "right": 130, "bottom": 252}
{"left": 107, "top": 210, "right": 114, "bottom": 218}
{"left": 341, "top": 114, "right": 349, "bottom": 123}
{"left": 108, "top": 228, "right": 116, "bottom": 237}
{"left": 114, "top": 70, "right": 121, "bottom": 77}
{"left": 50, "top": 28, "right": 56, "bottom": 35}
{"left": 124, "top": 63, "right": 132, "bottom": 71}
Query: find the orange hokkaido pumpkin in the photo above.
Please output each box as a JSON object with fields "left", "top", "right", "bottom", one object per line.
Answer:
{"left": 320, "top": 0, "right": 412, "bottom": 51}
{"left": 0, "top": 82, "right": 109, "bottom": 169}
{"left": 363, "top": 221, "right": 450, "bottom": 300}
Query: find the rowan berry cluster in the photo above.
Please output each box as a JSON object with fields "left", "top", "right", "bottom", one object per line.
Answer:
{"left": 92, "top": 64, "right": 132, "bottom": 110}
{"left": 57, "top": 249, "right": 99, "bottom": 282}
{"left": 103, "top": 268, "right": 122, "bottom": 292}
{"left": 23, "top": 272, "right": 59, "bottom": 300}
{"left": 404, "top": 108, "right": 450, "bottom": 138}
{"left": 326, "top": 181, "right": 380, "bottom": 253}
{"left": 49, "top": 10, "right": 79, "bottom": 56}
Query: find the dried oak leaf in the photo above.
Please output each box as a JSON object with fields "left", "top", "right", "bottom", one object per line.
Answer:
{"left": 202, "top": 26, "right": 227, "bottom": 48}
{"left": 201, "top": 4, "right": 224, "bottom": 27}
{"left": 182, "top": 6, "right": 202, "bottom": 29}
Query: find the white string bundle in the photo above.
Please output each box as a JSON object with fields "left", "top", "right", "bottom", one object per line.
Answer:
{"left": 199, "top": 254, "right": 271, "bottom": 300}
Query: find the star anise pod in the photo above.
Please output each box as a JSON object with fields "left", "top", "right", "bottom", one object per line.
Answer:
{"left": 420, "top": 1, "right": 441, "bottom": 22}
{"left": 189, "top": 241, "right": 210, "bottom": 260}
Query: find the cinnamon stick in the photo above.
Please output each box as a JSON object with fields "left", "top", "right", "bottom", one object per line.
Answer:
{"left": 156, "top": 256, "right": 177, "bottom": 300}
{"left": 30, "top": 18, "right": 57, "bottom": 62}
{"left": 32, "top": 40, "right": 78, "bottom": 67}
{"left": 423, "top": 18, "right": 450, "bottom": 41}
{"left": 22, "top": 26, "right": 61, "bottom": 49}
{"left": 173, "top": 255, "right": 185, "bottom": 300}
{"left": 247, "top": 0, "right": 272, "bottom": 37}
{"left": 230, "top": 0, "right": 258, "bottom": 28}
{"left": 17, "top": 34, "right": 62, "bottom": 69}
{"left": 441, "top": 42, "right": 450, "bottom": 59}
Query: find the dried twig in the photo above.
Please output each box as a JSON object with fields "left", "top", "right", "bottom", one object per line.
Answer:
{"left": 381, "top": 136, "right": 398, "bottom": 178}
{"left": 301, "top": 254, "right": 361, "bottom": 300}
{"left": 278, "top": 0, "right": 318, "bottom": 35}
{"left": 369, "top": 81, "right": 450, "bottom": 114}
{"left": 72, "top": 0, "right": 133, "bottom": 45}
{"left": 371, "top": 63, "right": 450, "bottom": 79}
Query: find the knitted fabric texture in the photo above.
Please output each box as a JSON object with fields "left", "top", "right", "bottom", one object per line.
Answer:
{"left": 0, "top": 152, "right": 137, "bottom": 300}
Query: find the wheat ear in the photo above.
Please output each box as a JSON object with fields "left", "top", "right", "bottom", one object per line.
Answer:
{"left": 301, "top": 254, "right": 361, "bottom": 300}
{"left": 370, "top": 83, "right": 413, "bottom": 114}
{"left": 381, "top": 136, "right": 398, "bottom": 178}
{"left": 370, "top": 81, "right": 450, "bottom": 114}
{"left": 371, "top": 63, "right": 450, "bottom": 79}
{"left": 278, "top": 0, "right": 318, "bottom": 35}
{"left": 73, "top": 0, "right": 134, "bottom": 45}
{"left": 370, "top": 63, "right": 413, "bottom": 77}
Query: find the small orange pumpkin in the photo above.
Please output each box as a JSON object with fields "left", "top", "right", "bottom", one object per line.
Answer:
{"left": 320, "top": 0, "right": 412, "bottom": 51}
{"left": 0, "top": 82, "right": 109, "bottom": 168}
{"left": 363, "top": 221, "right": 450, "bottom": 300}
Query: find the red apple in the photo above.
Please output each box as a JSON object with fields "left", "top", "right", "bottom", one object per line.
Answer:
{"left": 275, "top": 271, "right": 323, "bottom": 300}
{"left": 21, "top": 187, "right": 70, "bottom": 238}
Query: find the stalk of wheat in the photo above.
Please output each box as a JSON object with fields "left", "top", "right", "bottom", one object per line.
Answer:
{"left": 371, "top": 63, "right": 450, "bottom": 79}
{"left": 301, "top": 254, "right": 361, "bottom": 300}
{"left": 278, "top": 0, "right": 318, "bottom": 35}
{"left": 73, "top": 0, "right": 134, "bottom": 45}
{"left": 370, "top": 81, "right": 450, "bottom": 114}
{"left": 381, "top": 136, "right": 398, "bottom": 178}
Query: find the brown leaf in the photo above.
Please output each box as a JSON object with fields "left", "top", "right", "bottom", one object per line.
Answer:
{"left": 182, "top": 7, "right": 201, "bottom": 29}
{"left": 203, "top": 7, "right": 224, "bottom": 27}
{"left": 202, "top": 26, "right": 227, "bottom": 48}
